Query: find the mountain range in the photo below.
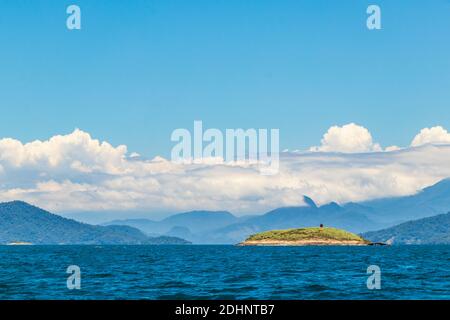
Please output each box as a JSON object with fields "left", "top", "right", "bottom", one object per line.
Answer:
{"left": 103, "top": 179, "right": 450, "bottom": 244}
{"left": 0, "top": 201, "right": 190, "bottom": 245}
{"left": 103, "top": 200, "right": 381, "bottom": 244}
{"left": 3, "top": 179, "right": 450, "bottom": 245}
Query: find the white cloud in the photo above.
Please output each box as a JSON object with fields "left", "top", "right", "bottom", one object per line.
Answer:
{"left": 411, "top": 126, "right": 450, "bottom": 147}
{"left": 0, "top": 128, "right": 128, "bottom": 174}
{"left": 0, "top": 127, "right": 450, "bottom": 216}
{"left": 310, "top": 123, "right": 382, "bottom": 153}
{"left": 385, "top": 145, "right": 401, "bottom": 152}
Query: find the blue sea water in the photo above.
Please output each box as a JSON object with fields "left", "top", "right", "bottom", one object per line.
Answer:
{"left": 0, "top": 245, "right": 449, "bottom": 300}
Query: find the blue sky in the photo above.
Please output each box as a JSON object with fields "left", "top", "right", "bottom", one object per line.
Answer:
{"left": 0, "top": 0, "right": 449, "bottom": 158}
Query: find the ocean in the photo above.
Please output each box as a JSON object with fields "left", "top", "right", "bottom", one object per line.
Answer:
{"left": 0, "top": 245, "right": 449, "bottom": 300}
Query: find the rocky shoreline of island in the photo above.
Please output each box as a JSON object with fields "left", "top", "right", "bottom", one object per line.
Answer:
{"left": 238, "top": 226, "right": 383, "bottom": 246}
{"left": 239, "top": 238, "right": 370, "bottom": 246}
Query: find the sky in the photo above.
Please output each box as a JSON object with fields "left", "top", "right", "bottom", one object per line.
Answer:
{"left": 0, "top": 1, "right": 450, "bottom": 221}
{"left": 0, "top": 0, "right": 449, "bottom": 156}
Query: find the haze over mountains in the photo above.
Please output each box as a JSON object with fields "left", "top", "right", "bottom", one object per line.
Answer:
{"left": 362, "top": 179, "right": 450, "bottom": 224}
{"left": 2, "top": 179, "right": 450, "bottom": 245}
{"left": 104, "top": 179, "right": 450, "bottom": 244}
{"left": 104, "top": 201, "right": 378, "bottom": 244}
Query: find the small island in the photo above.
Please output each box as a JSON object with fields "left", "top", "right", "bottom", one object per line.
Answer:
{"left": 7, "top": 241, "right": 33, "bottom": 246}
{"left": 239, "top": 226, "right": 372, "bottom": 246}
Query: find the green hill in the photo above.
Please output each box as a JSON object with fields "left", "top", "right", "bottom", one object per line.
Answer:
{"left": 240, "top": 227, "right": 370, "bottom": 246}
{"left": 0, "top": 201, "right": 191, "bottom": 245}
{"left": 362, "top": 212, "right": 450, "bottom": 245}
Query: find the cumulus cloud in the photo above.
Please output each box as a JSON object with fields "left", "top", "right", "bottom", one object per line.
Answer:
{"left": 0, "top": 129, "right": 129, "bottom": 174}
{"left": 411, "top": 126, "right": 450, "bottom": 147}
{"left": 0, "top": 127, "right": 450, "bottom": 216}
{"left": 309, "top": 123, "right": 382, "bottom": 153}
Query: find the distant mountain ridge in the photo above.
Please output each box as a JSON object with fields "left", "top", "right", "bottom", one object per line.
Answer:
{"left": 103, "top": 210, "right": 242, "bottom": 243}
{"left": 104, "top": 196, "right": 380, "bottom": 244}
{"left": 0, "top": 201, "right": 190, "bottom": 245}
{"left": 207, "top": 197, "right": 380, "bottom": 243}
{"left": 103, "top": 179, "right": 450, "bottom": 244}
{"left": 362, "top": 179, "right": 450, "bottom": 224}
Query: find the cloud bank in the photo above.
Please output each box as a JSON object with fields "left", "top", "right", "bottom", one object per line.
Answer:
{"left": 0, "top": 125, "right": 449, "bottom": 215}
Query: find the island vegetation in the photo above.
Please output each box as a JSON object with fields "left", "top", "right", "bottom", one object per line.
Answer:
{"left": 240, "top": 226, "right": 371, "bottom": 246}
